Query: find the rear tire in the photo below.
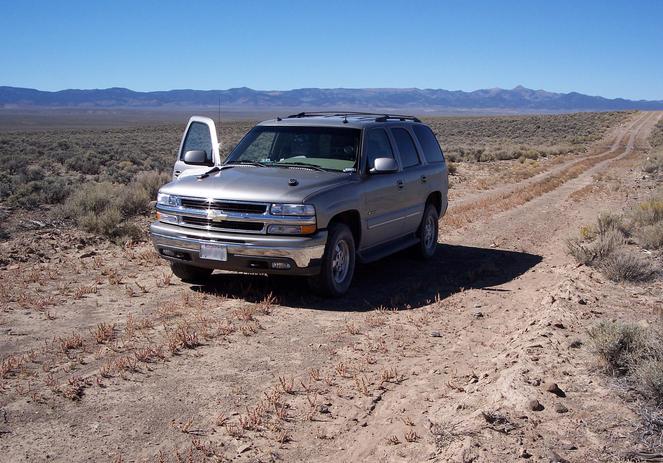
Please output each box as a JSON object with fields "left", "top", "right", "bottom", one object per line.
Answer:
{"left": 170, "top": 262, "right": 213, "bottom": 284}
{"left": 414, "top": 203, "right": 439, "bottom": 259}
{"left": 308, "top": 223, "right": 356, "bottom": 297}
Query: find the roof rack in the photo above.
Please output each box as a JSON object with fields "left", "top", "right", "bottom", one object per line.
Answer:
{"left": 285, "top": 111, "right": 421, "bottom": 123}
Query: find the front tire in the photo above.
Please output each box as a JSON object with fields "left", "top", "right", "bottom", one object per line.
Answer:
{"left": 170, "top": 262, "right": 213, "bottom": 284}
{"left": 414, "top": 203, "right": 439, "bottom": 259}
{"left": 308, "top": 223, "right": 356, "bottom": 297}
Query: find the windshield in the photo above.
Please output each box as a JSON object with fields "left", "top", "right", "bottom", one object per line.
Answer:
{"left": 226, "top": 126, "right": 361, "bottom": 172}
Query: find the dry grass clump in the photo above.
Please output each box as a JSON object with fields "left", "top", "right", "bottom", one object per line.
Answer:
{"left": 566, "top": 229, "right": 625, "bottom": 266}
{"left": 589, "top": 321, "right": 648, "bottom": 375}
{"left": 59, "top": 171, "right": 170, "bottom": 242}
{"left": 631, "top": 196, "right": 663, "bottom": 251}
{"left": 600, "top": 249, "right": 658, "bottom": 282}
{"left": 637, "top": 224, "right": 663, "bottom": 250}
{"left": 589, "top": 321, "right": 663, "bottom": 404}
{"left": 567, "top": 208, "right": 659, "bottom": 282}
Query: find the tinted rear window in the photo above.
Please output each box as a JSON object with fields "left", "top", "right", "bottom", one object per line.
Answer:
{"left": 391, "top": 128, "right": 420, "bottom": 168}
{"left": 413, "top": 125, "right": 445, "bottom": 163}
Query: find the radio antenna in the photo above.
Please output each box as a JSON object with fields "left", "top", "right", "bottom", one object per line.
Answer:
{"left": 218, "top": 94, "right": 221, "bottom": 126}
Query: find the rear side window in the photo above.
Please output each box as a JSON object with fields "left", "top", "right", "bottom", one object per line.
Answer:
{"left": 391, "top": 128, "right": 420, "bottom": 168}
{"left": 364, "top": 128, "right": 395, "bottom": 170}
{"left": 413, "top": 125, "right": 445, "bottom": 163}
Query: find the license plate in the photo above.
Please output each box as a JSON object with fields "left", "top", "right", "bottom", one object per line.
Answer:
{"left": 200, "top": 243, "right": 228, "bottom": 261}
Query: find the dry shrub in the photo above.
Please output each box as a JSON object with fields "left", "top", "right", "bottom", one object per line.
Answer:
{"left": 634, "top": 359, "right": 663, "bottom": 403}
{"left": 589, "top": 321, "right": 647, "bottom": 375}
{"left": 567, "top": 206, "right": 658, "bottom": 282}
{"left": 600, "top": 248, "right": 657, "bottom": 282}
{"left": 566, "top": 229, "right": 624, "bottom": 266}
{"left": 637, "top": 223, "right": 663, "bottom": 250}
{"left": 596, "top": 212, "right": 626, "bottom": 236}
{"left": 120, "top": 171, "right": 171, "bottom": 216}
{"left": 61, "top": 182, "right": 142, "bottom": 242}
{"left": 632, "top": 198, "right": 663, "bottom": 227}
{"left": 642, "top": 155, "right": 663, "bottom": 174}
{"left": 590, "top": 321, "right": 663, "bottom": 404}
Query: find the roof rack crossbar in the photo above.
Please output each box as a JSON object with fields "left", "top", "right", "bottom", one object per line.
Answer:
{"left": 284, "top": 111, "right": 421, "bottom": 123}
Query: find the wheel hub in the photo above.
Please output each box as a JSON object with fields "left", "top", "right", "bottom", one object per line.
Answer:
{"left": 424, "top": 215, "right": 436, "bottom": 249}
{"left": 331, "top": 239, "right": 350, "bottom": 284}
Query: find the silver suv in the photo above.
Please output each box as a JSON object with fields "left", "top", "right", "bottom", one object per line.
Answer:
{"left": 150, "top": 112, "right": 448, "bottom": 296}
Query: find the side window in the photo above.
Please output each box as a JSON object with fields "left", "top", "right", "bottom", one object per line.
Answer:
{"left": 391, "top": 128, "right": 421, "bottom": 168}
{"left": 413, "top": 125, "right": 445, "bottom": 163}
{"left": 364, "top": 129, "right": 395, "bottom": 170}
{"left": 181, "top": 122, "right": 213, "bottom": 164}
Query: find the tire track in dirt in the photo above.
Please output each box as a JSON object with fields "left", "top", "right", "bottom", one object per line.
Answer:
{"left": 327, "top": 111, "right": 661, "bottom": 462}
{"left": 448, "top": 112, "right": 645, "bottom": 209}
{"left": 442, "top": 112, "right": 654, "bottom": 231}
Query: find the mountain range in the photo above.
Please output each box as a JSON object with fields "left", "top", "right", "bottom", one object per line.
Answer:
{"left": 1, "top": 85, "right": 662, "bottom": 112}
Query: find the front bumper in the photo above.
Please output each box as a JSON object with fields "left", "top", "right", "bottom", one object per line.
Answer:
{"left": 149, "top": 221, "right": 327, "bottom": 276}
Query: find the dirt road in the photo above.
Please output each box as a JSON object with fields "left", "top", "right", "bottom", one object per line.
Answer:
{"left": 0, "top": 112, "right": 661, "bottom": 462}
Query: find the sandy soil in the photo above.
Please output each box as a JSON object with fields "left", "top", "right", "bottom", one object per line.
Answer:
{"left": 0, "top": 111, "right": 661, "bottom": 463}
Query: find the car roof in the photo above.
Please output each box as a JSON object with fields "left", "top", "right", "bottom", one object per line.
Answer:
{"left": 257, "top": 112, "right": 423, "bottom": 129}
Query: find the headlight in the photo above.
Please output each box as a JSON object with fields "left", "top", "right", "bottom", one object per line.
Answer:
{"left": 157, "top": 193, "right": 180, "bottom": 207}
{"left": 156, "top": 211, "right": 179, "bottom": 224}
{"left": 270, "top": 203, "right": 315, "bottom": 216}
{"left": 267, "top": 224, "right": 317, "bottom": 235}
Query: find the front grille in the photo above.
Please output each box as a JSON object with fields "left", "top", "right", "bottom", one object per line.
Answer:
{"left": 181, "top": 216, "right": 264, "bottom": 232}
{"left": 180, "top": 198, "right": 267, "bottom": 214}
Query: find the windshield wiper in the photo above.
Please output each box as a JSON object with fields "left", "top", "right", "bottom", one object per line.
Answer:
{"left": 275, "top": 162, "right": 329, "bottom": 172}
{"left": 225, "top": 160, "right": 268, "bottom": 167}
{"left": 197, "top": 162, "right": 254, "bottom": 179}
{"left": 197, "top": 166, "right": 223, "bottom": 179}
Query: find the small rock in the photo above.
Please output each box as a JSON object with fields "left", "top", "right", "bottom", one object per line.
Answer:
{"left": 568, "top": 339, "right": 583, "bottom": 349}
{"left": 430, "top": 330, "right": 441, "bottom": 337}
{"left": 528, "top": 399, "right": 544, "bottom": 411}
{"left": 554, "top": 403, "right": 568, "bottom": 414}
{"left": 318, "top": 404, "right": 330, "bottom": 414}
{"left": 552, "top": 320, "right": 566, "bottom": 329}
{"left": 559, "top": 442, "right": 577, "bottom": 451}
{"left": 237, "top": 443, "right": 252, "bottom": 454}
{"left": 79, "top": 251, "right": 97, "bottom": 259}
{"left": 519, "top": 448, "right": 532, "bottom": 459}
{"left": 577, "top": 298, "right": 587, "bottom": 305}
{"left": 548, "top": 450, "right": 570, "bottom": 463}
{"left": 545, "top": 382, "right": 566, "bottom": 398}
{"left": 472, "top": 311, "right": 484, "bottom": 318}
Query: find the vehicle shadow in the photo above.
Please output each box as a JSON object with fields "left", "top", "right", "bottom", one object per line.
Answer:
{"left": 194, "top": 244, "right": 543, "bottom": 312}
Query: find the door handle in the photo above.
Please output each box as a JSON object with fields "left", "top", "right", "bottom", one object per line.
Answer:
{"left": 420, "top": 175, "right": 427, "bottom": 183}
{"left": 396, "top": 180, "right": 404, "bottom": 189}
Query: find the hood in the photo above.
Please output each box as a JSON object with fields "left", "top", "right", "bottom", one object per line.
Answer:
{"left": 160, "top": 166, "right": 356, "bottom": 203}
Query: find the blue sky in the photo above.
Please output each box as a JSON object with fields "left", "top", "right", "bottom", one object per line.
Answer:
{"left": 1, "top": 0, "right": 661, "bottom": 100}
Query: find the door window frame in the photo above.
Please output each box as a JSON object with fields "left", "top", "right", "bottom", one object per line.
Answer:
{"left": 362, "top": 127, "right": 401, "bottom": 175}
{"left": 177, "top": 116, "right": 220, "bottom": 166}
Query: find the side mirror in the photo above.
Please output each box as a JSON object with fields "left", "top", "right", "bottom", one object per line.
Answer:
{"left": 369, "top": 157, "right": 398, "bottom": 174}
{"left": 183, "top": 150, "right": 208, "bottom": 165}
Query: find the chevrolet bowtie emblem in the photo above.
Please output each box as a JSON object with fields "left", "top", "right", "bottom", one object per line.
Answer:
{"left": 208, "top": 210, "right": 228, "bottom": 221}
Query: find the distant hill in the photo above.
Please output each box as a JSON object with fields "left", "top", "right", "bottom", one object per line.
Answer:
{"left": 1, "top": 85, "right": 662, "bottom": 112}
